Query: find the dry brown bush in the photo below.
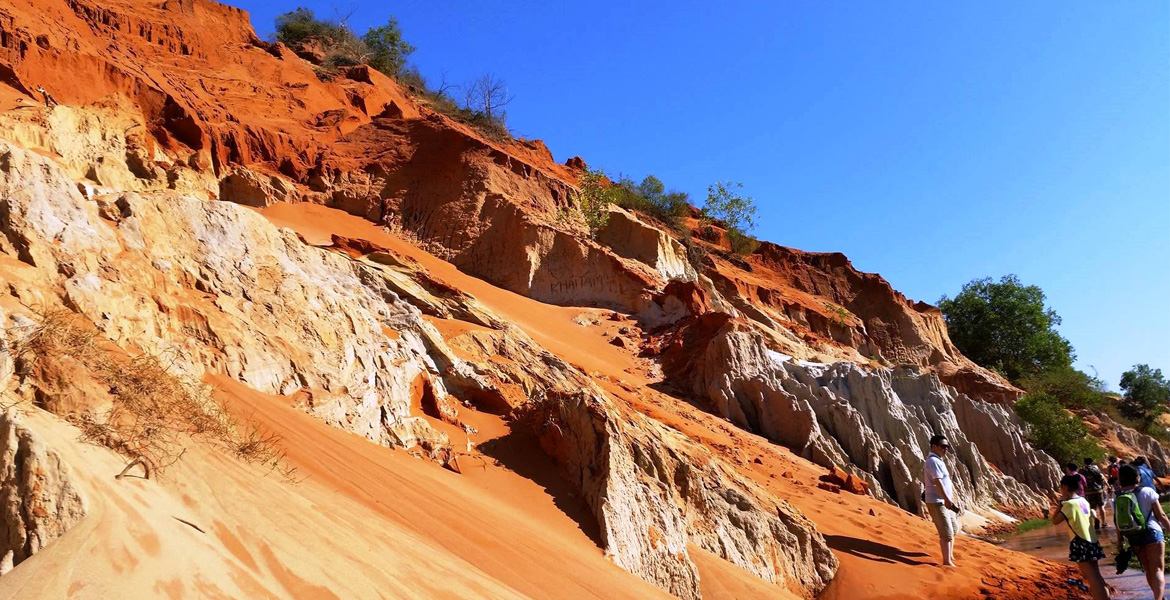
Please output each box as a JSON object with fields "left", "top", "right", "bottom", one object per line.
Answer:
{"left": 10, "top": 307, "right": 299, "bottom": 480}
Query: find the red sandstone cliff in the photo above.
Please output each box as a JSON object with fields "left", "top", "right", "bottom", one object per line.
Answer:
{"left": 0, "top": 1, "right": 1077, "bottom": 599}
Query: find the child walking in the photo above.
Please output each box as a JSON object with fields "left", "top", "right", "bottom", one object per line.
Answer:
{"left": 1052, "top": 473, "right": 1111, "bottom": 600}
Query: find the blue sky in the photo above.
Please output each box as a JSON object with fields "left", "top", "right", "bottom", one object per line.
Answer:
{"left": 236, "top": 1, "right": 1169, "bottom": 389}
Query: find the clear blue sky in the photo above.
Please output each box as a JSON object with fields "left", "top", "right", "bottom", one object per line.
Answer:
{"left": 235, "top": 1, "right": 1169, "bottom": 389}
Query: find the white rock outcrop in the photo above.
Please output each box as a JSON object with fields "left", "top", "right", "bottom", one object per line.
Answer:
{"left": 687, "top": 324, "right": 1057, "bottom": 516}
{"left": 0, "top": 139, "right": 461, "bottom": 457}
{"left": 534, "top": 391, "right": 836, "bottom": 600}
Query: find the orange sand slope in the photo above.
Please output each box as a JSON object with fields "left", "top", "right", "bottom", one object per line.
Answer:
{"left": 255, "top": 201, "right": 1087, "bottom": 600}
{"left": 3, "top": 384, "right": 673, "bottom": 600}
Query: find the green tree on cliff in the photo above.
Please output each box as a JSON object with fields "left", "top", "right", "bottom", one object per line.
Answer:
{"left": 1118, "top": 364, "right": 1170, "bottom": 430}
{"left": 937, "top": 275, "right": 1074, "bottom": 381}
{"left": 575, "top": 169, "right": 614, "bottom": 239}
{"left": 703, "top": 181, "right": 758, "bottom": 255}
{"left": 362, "top": 18, "right": 416, "bottom": 77}
{"left": 1015, "top": 392, "right": 1104, "bottom": 464}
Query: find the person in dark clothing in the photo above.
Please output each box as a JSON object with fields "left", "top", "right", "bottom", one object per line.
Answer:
{"left": 1080, "top": 457, "right": 1108, "bottom": 530}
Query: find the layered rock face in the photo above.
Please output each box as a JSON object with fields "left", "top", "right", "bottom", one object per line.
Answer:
{"left": 0, "top": 410, "right": 86, "bottom": 574}
{"left": 537, "top": 391, "right": 836, "bottom": 600}
{"left": 1081, "top": 411, "right": 1170, "bottom": 474}
{"left": 0, "top": 140, "right": 468, "bottom": 457}
{"left": 0, "top": 0, "right": 679, "bottom": 312}
{"left": 0, "top": 0, "right": 1018, "bottom": 399}
{"left": 701, "top": 242, "right": 1020, "bottom": 405}
{"left": 664, "top": 317, "right": 1057, "bottom": 516}
{"left": 0, "top": 137, "right": 835, "bottom": 598}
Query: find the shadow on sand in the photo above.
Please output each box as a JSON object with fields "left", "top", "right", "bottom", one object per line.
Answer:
{"left": 478, "top": 430, "right": 605, "bottom": 548}
{"left": 825, "top": 534, "right": 932, "bottom": 566}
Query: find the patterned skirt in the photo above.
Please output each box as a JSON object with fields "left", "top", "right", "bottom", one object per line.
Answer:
{"left": 1069, "top": 536, "right": 1106, "bottom": 563}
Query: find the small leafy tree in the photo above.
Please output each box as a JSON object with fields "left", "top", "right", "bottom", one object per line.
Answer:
{"left": 1118, "top": 364, "right": 1170, "bottom": 430}
{"left": 610, "top": 174, "right": 689, "bottom": 230}
{"left": 1015, "top": 392, "right": 1104, "bottom": 465}
{"left": 704, "top": 181, "right": 758, "bottom": 255}
{"left": 937, "top": 275, "right": 1074, "bottom": 381}
{"left": 1018, "top": 367, "right": 1108, "bottom": 410}
{"left": 575, "top": 169, "right": 613, "bottom": 238}
{"left": 362, "top": 18, "right": 416, "bottom": 77}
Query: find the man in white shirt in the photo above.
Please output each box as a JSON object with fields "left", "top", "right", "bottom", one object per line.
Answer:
{"left": 923, "top": 434, "right": 961, "bottom": 566}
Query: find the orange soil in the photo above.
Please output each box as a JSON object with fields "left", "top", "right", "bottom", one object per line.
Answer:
{"left": 257, "top": 202, "right": 1087, "bottom": 600}
{"left": 4, "top": 377, "right": 672, "bottom": 600}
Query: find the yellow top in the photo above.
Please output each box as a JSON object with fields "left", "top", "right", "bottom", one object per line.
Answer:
{"left": 1061, "top": 497, "right": 1097, "bottom": 542}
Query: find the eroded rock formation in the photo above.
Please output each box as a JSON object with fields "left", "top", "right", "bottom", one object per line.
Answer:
{"left": 1082, "top": 410, "right": 1170, "bottom": 474}
{"left": 0, "top": 137, "right": 835, "bottom": 598}
{"left": 537, "top": 391, "right": 836, "bottom": 600}
{"left": 0, "top": 410, "right": 86, "bottom": 574}
{"left": 659, "top": 316, "right": 1057, "bottom": 517}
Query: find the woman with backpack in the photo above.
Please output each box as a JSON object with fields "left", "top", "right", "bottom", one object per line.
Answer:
{"left": 1115, "top": 463, "right": 1170, "bottom": 600}
{"left": 1052, "top": 473, "right": 1110, "bottom": 600}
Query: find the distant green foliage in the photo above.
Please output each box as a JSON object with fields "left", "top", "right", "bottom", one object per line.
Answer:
{"left": 1119, "top": 364, "right": 1170, "bottom": 431}
{"left": 274, "top": 7, "right": 344, "bottom": 48}
{"left": 1015, "top": 518, "right": 1053, "bottom": 535}
{"left": 575, "top": 169, "right": 615, "bottom": 238}
{"left": 938, "top": 275, "right": 1074, "bottom": 382}
{"left": 1018, "top": 367, "right": 1108, "bottom": 410}
{"left": 703, "top": 181, "right": 758, "bottom": 255}
{"left": 612, "top": 175, "right": 690, "bottom": 230}
{"left": 274, "top": 8, "right": 366, "bottom": 70}
{"left": 362, "top": 18, "right": 416, "bottom": 77}
{"left": 273, "top": 9, "right": 511, "bottom": 140}
{"left": 1015, "top": 392, "right": 1104, "bottom": 465}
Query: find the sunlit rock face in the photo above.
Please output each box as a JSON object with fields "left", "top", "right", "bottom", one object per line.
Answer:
{"left": 676, "top": 319, "right": 1058, "bottom": 517}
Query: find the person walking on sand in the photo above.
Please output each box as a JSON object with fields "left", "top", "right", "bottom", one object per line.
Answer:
{"left": 1052, "top": 474, "right": 1111, "bottom": 600}
{"left": 1115, "top": 464, "right": 1170, "bottom": 600}
{"left": 1081, "top": 457, "right": 1108, "bottom": 530}
{"left": 923, "top": 434, "right": 961, "bottom": 567}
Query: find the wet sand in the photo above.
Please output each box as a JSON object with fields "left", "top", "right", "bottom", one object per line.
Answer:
{"left": 998, "top": 518, "right": 1155, "bottom": 599}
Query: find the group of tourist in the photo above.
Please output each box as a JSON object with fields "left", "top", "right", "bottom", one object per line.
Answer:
{"left": 920, "top": 435, "right": 1169, "bottom": 600}
{"left": 1053, "top": 455, "right": 1168, "bottom": 600}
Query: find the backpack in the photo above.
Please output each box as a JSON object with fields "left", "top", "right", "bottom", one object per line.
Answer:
{"left": 1082, "top": 466, "right": 1106, "bottom": 493}
{"left": 1108, "top": 464, "right": 1120, "bottom": 480}
{"left": 1115, "top": 492, "right": 1148, "bottom": 535}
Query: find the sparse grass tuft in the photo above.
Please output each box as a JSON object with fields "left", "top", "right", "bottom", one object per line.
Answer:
{"left": 11, "top": 308, "right": 299, "bottom": 480}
